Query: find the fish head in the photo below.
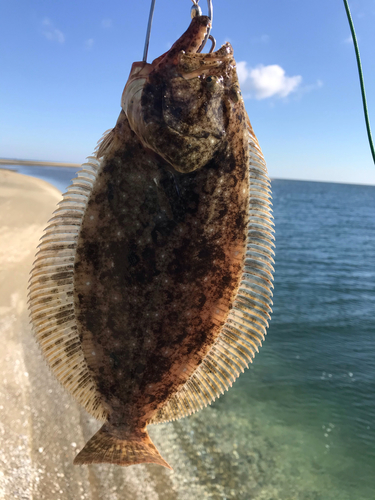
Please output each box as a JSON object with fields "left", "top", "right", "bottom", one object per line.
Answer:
{"left": 122, "top": 16, "right": 244, "bottom": 173}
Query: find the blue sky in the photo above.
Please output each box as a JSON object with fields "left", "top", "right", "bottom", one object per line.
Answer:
{"left": 1, "top": 0, "right": 374, "bottom": 184}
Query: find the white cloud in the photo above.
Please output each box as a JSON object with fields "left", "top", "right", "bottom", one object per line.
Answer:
{"left": 84, "top": 38, "right": 94, "bottom": 50}
{"left": 42, "top": 18, "right": 65, "bottom": 44}
{"left": 237, "top": 62, "right": 302, "bottom": 100}
{"left": 344, "top": 35, "right": 353, "bottom": 44}
{"left": 101, "top": 18, "right": 112, "bottom": 28}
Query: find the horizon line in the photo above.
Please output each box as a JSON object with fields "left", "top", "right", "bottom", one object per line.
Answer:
{"left": 0, "top": 158, "right": 374, "bottom": 187}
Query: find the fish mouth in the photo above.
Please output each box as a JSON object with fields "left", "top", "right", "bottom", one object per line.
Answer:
{"left": 123, "top": 16, "right": 211, "bottom": 83}
{"left": 148, "top": 15, "right": 235, "bottom": 82}
{"left": 158, "top": 15, "right": 212, "bottom": 64}
{"left": 180, "top": 15, "right": 212, "bottom": 54}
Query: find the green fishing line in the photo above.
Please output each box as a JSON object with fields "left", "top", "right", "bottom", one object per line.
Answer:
{"left": 343, "top": 0, "right": 375, "bottom": 165}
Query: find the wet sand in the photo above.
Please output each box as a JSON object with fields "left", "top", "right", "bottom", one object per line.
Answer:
{"left": 0, "top": 171, "right": 176, "bottom": 500}
{"left": 0, "top": 170, "right": 234, "bottom": 500}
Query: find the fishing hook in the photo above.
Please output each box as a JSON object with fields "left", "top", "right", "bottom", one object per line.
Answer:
{"left": 191, "top": 0, "right": 215, "bottom": 53}
{"left": 143, "top": 0, "right": 215, "bottom": 62}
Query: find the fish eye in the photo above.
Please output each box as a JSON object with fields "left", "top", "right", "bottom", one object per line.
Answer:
{"left": 205, "top": 75, "right": 220, "bottom": 90}
{"left": 228, "top": 85, "right": 242, "bottom": 103}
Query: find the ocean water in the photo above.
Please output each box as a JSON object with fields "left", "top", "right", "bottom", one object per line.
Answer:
{"left": 218, "top": 179, "right": 375, "bottom": 499}
{"left": 3, "top": 164, "right": 375, "bottom": 499}
{"left": 0, "top": 164, "right": 78, "bottom": 193}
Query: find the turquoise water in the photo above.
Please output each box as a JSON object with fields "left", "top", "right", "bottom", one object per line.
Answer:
{"left": 227, "top": 179, "right": 375, "bottom": 499}
{"left": 3, "top": 164, "right": 374, "bottom": 498}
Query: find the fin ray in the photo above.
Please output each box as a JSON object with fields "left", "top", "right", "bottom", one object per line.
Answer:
{"left": 28, "top": 152, "right": 108, "bottom": 422}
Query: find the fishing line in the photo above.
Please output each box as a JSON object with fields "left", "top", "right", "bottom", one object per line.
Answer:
{"left": 143, "top": 0, "right": 156, "bottom": 62}
{"left": 343, "top": 0, "right": 375, "bottom": 165}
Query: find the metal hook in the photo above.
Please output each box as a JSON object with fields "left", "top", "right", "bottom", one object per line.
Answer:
{"left": 190, "top": 0, "right": 202, "bottom": 17}
{"left": 207, "top": 34, "right": 216, "bottom": 53}
{"left": 190, "top": 0, "right": 214, "bottom": 53}
{"left": 143, "top": 0, "right": 214, "bottom": 62}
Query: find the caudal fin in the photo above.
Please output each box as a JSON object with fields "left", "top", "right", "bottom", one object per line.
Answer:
{"left": 73, "top": 423, "right": 172, "bottom": 469}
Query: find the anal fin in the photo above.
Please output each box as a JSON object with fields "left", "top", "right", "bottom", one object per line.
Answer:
{"left": 74, "top": 423, "right": 172, "bottom": 469}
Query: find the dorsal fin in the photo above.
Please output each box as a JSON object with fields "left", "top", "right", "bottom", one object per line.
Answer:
{"left": 95, "top": 127, "right": 116, "bottom": 159}
{"left": 95, "top": 111, "right": 130, "bottom": 159}
{"left": 150, "top": 119, "right": 275, "bottom": 424}
{"left": 28, "top": 154, "right": 108, "bottom": 421}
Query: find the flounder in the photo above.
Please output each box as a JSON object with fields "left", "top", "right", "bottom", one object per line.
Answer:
{"left": 28, "top": 15, "right": 275, "bottom": 469}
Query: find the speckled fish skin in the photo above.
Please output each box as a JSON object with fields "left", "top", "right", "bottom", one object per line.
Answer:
{"left": 75, "top": 14, "right": 248, "bottom": 465}
{"left": 28, "top": 15, "right": 275, "bottom": 470}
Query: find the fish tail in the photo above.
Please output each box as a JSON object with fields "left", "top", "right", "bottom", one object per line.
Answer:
{"left": 73, "top": 423, "right": 172, "bottom": 469}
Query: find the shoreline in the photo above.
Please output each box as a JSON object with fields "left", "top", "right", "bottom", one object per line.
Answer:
{"left": 0, "top": 158, "right": 80, "bottom": 168}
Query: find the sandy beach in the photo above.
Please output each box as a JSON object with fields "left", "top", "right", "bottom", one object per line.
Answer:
{"left": 0, "top": 170, "right": 247, "bottom": 500}
{"left": 0, "top": 171, "right": 92, "bottom": 499}
{"left": 0, "top": 171, "right": 184, "bottom": 500}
